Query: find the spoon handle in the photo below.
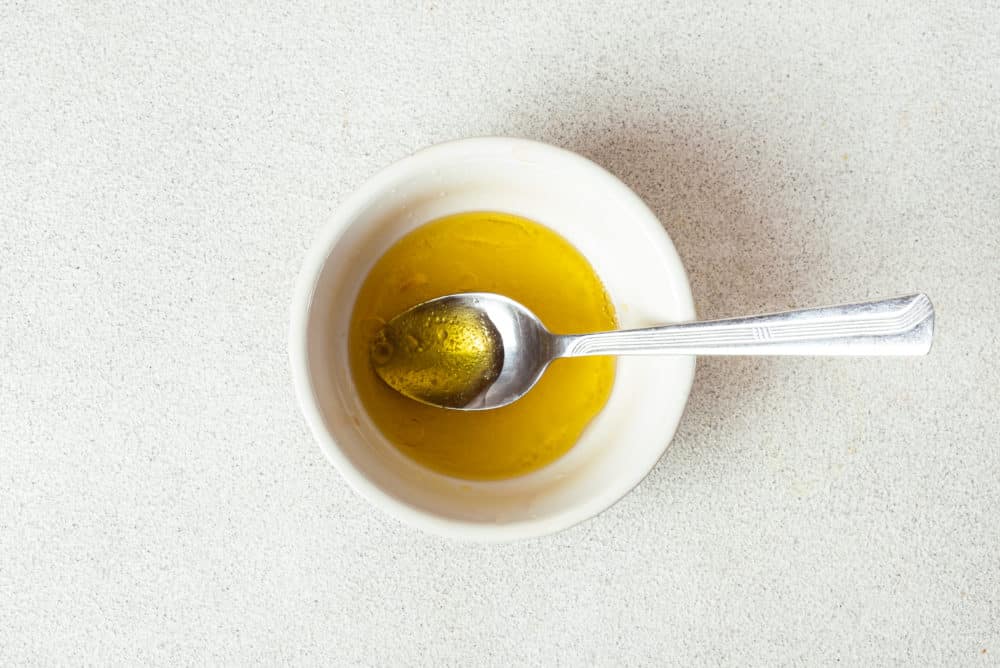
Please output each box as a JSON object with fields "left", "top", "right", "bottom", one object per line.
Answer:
{"left": 557, "top": 293, "right": 934, "bottom": 357}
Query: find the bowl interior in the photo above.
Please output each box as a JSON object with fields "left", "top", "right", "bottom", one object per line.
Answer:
{"left": 294, "top": 138, "right": 696, "bottom": 540}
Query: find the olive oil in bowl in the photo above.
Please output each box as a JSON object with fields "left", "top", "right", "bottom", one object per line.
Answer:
{"left": 348, "top": 211, "right": 616, "bottom": 480}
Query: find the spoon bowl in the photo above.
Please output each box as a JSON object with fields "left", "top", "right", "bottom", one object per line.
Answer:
{"left": 372, "top": 293, "right": 555, "bottom": 409}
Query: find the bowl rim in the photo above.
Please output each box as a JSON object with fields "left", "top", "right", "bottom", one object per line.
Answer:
{"left": 289, "top": 136, "right": 696, "bottom": 542}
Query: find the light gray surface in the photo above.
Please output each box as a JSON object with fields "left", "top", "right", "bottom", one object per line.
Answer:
{"left": 2, "top": 1, "right": 998, "bottom": 664}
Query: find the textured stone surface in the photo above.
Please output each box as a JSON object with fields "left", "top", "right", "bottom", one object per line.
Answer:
{"left": 2, "top": 1, "right": 998, "bottom": 664}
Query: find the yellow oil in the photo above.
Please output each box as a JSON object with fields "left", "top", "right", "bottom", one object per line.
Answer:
{"left": 348, "top": 211, "right": 616, "bottom": 480}
{"left": 370, "top": 301, "right": 503, "bottom": 408}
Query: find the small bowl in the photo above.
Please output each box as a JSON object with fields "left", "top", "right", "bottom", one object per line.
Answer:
{"left": 289, "top": 137, "right": 696, "bottom": 541}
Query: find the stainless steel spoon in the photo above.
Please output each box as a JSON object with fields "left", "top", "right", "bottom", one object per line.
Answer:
{"left": 372, "top": 292, "right": 934, "bottom": 410}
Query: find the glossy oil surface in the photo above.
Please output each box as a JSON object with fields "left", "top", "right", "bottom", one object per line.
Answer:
{"left": 348, "top": 211, "right": 616, "bottom": 480}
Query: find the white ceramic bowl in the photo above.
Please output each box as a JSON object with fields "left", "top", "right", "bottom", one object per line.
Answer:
{"left": 290, "top": 137, "right": 696, "bottom": 541}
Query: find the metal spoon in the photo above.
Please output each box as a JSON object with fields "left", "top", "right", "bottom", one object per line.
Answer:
{"left": 371, "top": 292, "right": 934, "bottom": 410}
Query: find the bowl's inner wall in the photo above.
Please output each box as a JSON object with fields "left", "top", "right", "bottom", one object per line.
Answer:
{"left": 305, "top": 143, "right": 695, "bottom": 525}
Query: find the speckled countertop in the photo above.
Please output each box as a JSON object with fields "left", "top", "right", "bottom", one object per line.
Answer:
{"left": 2, "top": 2, "right": 998, "bottom": 664}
